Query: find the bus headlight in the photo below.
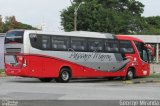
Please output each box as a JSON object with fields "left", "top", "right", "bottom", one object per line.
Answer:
{"left": 143, "top": 70, "right": 147, "bottom": 75}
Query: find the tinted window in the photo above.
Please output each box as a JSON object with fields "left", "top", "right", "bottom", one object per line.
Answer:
{"left": 88, "top": 39, "right": 103, "bottom": 52}
{"left": 71, "top": 37, "right": 87, "bottom": 51}
{"left": 134, "top": 41, "right": 143, "bottom": 51}
{"left": 143, "top": 49, "right": 149, "bottom": 62}
{"left": 42, "top": 36, "right": 51, "bottom": 50}
{"left": 51, "top": 36, "right": 69, "bottom": 50}
{"left": 5, "top": 31, "right": 24, "bottom": 44}
{"left": 30, "top": 34, "right": 51, "bottom": 50}
{"left": 134, "top": 41, "right": 143, "bottom": 58}
{"left": 120, "top": 40, "right": 134, "bottom": 53}
{"left": 105, "top": 39, "right": 119, "bottom": 52}
{"left": 30, "top": 34, "right": 42, "bottom": 49}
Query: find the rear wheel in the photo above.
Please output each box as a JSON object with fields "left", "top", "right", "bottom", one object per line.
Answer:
{"left": 55, "top": 68, "right": 71, "bottom": 83}
{"left": 39, "top": 78, "right": 53, "bottom": 82}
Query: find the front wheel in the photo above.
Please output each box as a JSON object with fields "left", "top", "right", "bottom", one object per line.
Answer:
{"left": 55, "top": 68, "right": 71, "bottom": 83}
{"left": 126, "top": 69, "right": 135, "bottom": 80}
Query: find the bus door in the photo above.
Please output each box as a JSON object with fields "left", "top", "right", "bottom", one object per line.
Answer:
{"left": 134, "top": 41, "right": 150, "bottom": 76}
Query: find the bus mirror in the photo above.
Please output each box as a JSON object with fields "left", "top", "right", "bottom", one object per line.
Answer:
{"left": 145, "top": 60, "right": 148, "bottom": 63}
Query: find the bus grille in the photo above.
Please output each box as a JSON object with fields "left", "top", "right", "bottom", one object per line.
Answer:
{"left": 6, "top": 48, "right": 21, "bottom": 53}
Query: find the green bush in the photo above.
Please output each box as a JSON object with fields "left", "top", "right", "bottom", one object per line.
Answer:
{"left": 0, "top": 69, "right": 4, "bottom": 74}
{"left": 149, "top": 73, "right": 160, "bottom": 78}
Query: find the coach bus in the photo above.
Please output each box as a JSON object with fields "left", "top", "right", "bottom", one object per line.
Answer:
{"left": 4, "top": 30, "right": 150, "bottom": 83}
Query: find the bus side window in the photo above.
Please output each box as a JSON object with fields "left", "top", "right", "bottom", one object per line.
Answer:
{"left": 71, "top": 37, "right": 87, "bottom": 51}
{"left": 42, "top": 35, "right": 51, "bottom": 50}
{"left": 105, "top": 39, "right": 119, "bottom": 52}
{"left": 30, "top": 34, "right": 42, "bottom": 50}
{"left": 120, "top": 40, "right": 134, "bottom": 53}
{"left": 88, "top": 39, "right": 103, "bottom": 52}
{"left": 51, "top": 36, "right": 69, "bottom": 51}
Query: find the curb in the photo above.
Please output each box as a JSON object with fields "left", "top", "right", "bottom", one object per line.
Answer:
{"left": 123, "top": 80, "right": 160, "bottom": 84}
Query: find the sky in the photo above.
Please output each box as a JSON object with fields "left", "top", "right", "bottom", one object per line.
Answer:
{"left": 0, "top": 0, "right": 160, "bottom": 32}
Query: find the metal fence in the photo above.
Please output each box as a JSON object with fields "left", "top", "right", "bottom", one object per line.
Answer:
{"left": 150, "top": 63, "right": 160, "bottom": 74}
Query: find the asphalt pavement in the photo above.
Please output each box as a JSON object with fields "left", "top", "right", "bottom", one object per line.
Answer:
{"left": 0, "top": 77, "right": 160, "bottom": 100}
{"left": 0, "top": 77, "right": 160, "bottom": 106}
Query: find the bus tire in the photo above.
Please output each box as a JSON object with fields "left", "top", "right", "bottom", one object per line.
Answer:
{"left": 126, "top": 68, "right": 135, "bottom": 80}
{"left": 39, "top": 78, "right": 53, "bottom": 82}
{"left": 55, "top": 68, "right": 71, "bottom": 83}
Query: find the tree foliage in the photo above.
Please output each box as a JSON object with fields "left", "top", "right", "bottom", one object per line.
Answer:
{"left": 142, "top": 16, "right": 160, "bottom": 35}
{"left": 61, "top": 0, "right": 145, "bottom": 34}
{"left": 61, "top": 0, "right": 160, "bottom": 35}
{"left": 0, "top": 15, "right": 37, "bottom": 33}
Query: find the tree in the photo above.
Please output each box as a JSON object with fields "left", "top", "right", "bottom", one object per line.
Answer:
{"left": 0, "top": 15, "right": 37, "bottom": 33}
{"left": 0, "top": 15, "right": 2, "bottom": 25}
{"left": 0, "top": 15, "right": 3, "bottom": 32}
{"left": 61, "top": 0, "right": 145, "bottom": 34}
{"left": 138, "top": 16, "right": 160, "bottom": 35}
{"left": 96, "top": 0, "right": 144, "bottom": 16}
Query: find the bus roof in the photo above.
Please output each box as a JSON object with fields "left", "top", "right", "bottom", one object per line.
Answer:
{"left": 21, "top": 30, "right": 115, "bottom": 39}
{"left": 116, "top": 35, "right": 144, "bottom": 42}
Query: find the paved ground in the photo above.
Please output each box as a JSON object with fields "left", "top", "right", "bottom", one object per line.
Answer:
{"left": 0, "top": 77, "right": 160, "bottom": 101}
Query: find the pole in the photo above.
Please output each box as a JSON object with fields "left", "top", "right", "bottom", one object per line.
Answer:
{"left": 156, "top": 43, "right": 159, "bottom": 63}
{"left": 74, "top": 11, "right": 77, "bottom": 31}
{"left": 73, "top": 2, "right": 85, "bottom": 31}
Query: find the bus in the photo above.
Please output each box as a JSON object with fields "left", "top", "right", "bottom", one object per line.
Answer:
{"left": 4, "top": 30, "right": 150, "bottom": 83}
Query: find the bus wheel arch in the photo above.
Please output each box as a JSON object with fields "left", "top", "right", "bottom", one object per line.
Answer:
{"left": 126, "top": 67, "right": 136, "bottom": 80}
{"left": 55, "top": 66, "right": 72, "bottom": 83}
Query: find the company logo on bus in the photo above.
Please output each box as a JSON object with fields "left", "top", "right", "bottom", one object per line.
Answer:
{"left": 68, "top": 49, "right": 112, "bottom": 61}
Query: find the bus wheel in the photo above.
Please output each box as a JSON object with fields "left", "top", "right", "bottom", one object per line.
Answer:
{"left": 126, "top": 68, "right": 135, "bottom": 80}
{"left": 39, "top": 78, "right": 53, "bottom": 82}
{"left": 55, "top": 68, "right": 71, "bottom": 83}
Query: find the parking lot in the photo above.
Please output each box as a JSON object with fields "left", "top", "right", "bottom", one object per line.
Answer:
{"left": 0, "top": 77, "right": 160, "bottom": 101}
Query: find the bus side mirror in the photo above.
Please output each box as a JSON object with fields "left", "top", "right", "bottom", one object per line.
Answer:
{"left": 145, "top": 60, "right": 149, "bottom": 63}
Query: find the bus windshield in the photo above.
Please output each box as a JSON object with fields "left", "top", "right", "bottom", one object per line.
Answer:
{"left": 5, "top": 31, "right": 24, "bottom": 44}
{"left": 134, "top": 41, "right": 150, "bottom": 62}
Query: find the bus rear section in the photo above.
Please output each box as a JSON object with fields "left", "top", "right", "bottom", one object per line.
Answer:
{"left": 4, "top": 30, "right": 50, "bottom": 78}
{"left": 4, "top": 30, "right": 29, "bottom": 77}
